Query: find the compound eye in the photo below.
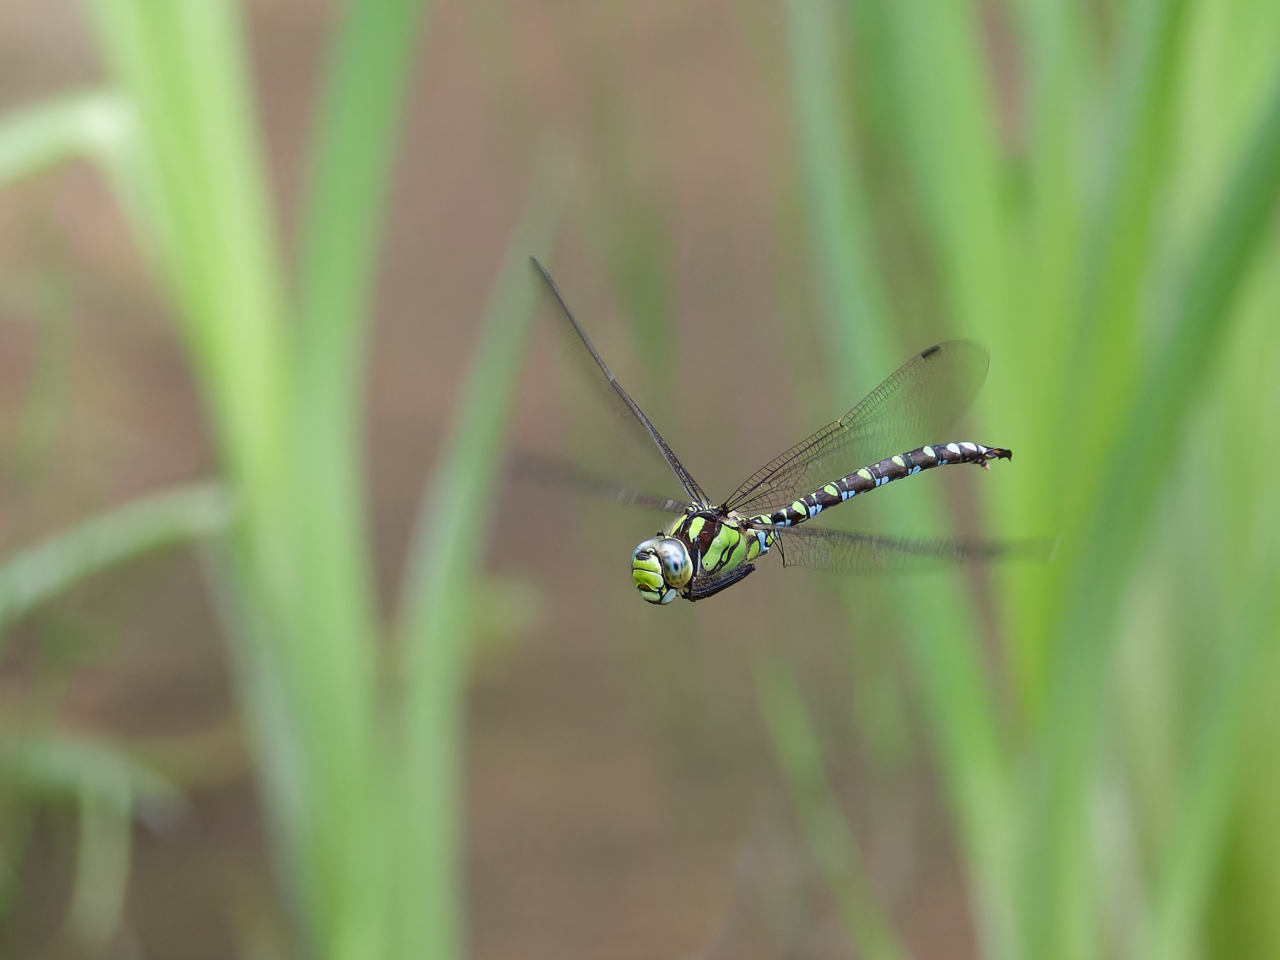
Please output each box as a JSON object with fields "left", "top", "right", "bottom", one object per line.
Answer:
{"left": 652, "top": 538, "right": 692, "bottom": 588}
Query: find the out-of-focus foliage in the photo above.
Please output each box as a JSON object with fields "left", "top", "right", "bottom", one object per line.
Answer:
{"left": 0, "top": 0, "right": 563, "bottom": 957}
{"left": 753, "top": 1, "right": 1280, "bottom": 959}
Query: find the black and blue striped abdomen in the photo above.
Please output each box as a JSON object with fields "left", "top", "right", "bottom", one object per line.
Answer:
{"left": 751, "top": 441, "right": 1011, "bottom": 529}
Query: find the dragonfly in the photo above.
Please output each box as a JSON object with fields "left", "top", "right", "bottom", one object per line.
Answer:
{"left": 532, "top": 257, "right": 1030, "bottom": 605}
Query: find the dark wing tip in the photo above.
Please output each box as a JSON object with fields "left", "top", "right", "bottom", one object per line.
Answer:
{"left": 919, "top": 340, "right": 991, "bottom": 378}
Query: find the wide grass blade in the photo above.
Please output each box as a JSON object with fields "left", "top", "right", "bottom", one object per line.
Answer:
{"left": 290, "top": 0, "right": 434, "bottom": 702}
{"left": 1054, "top": 0, "right": 1193, "bottom": 545}
{"left": 82, "top": 0, "right": 291, "bottom": 506}
{"left": 783, "top": 4, "right": 1017, "bottom": 957}
{"left": 291, "top": 0, "right": 433, "bottom": 655}
{"left": 286, "top": 0, "right": 435, "bottom": 949}
{"left": 1028, "top": 60, "right": 1280, "bottom": 960}
{"left": 81, "top": 0, "right": 327, "bottom": 950}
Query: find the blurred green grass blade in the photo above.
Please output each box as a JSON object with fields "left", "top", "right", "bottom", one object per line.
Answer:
{"left": 288, "top": 0, "right": 433, "bottom": 947}
{"left": 891, "top": 578, "right": 1017, "bottom": 960}
{"left": 876, "top": 0, "right": 1010, "bottom": 347}
{"left": 0, "top": 89, "right": 157, "bottom": 271}
{"left": 1224, "top": 665, "right": 1280, "bottom": 955}
{"left": 82, "top": 0, "right": 290, "bottom": 515}
{"left": 292, "top": 0, "right": 433, "bottom": 650}
{"left": 0, "top": 734, "right": 184, "bottom": 949}
{"left": 784, "top": 4, "right": 1016, "bottom": 957}
{"left": 1136, "top": 549, "right": 1280, "bottom": 960}
{"left": 757, "top": 660, "right": 909, "bottom": 960}
{"left": 68, "top": 786, "right": 131, "bottom": 948}
{"left": 0, "top": 483, "right": 232, "bottom": 641}
{"left": 195, "top": 540, "right": 314, "bottom": 928}
{"left": 79, "top": 0, "right": 323, "bottom": 946}
{"left": 0, "top": 734, "right": 184, "bottom": 810}
{"left": 0, "top": 90, "right": 133, "bottom": 187}
{"left": 297, "top": 0, "right": 431, "bottom": 347}
{"left": 1059, "top": 0, "right": 1193, "bottom": 530}
{"left": 1029, "top": 63, "right": 1280, "bottom": 960}
{"left": 392, "top": 158, "right": 568, "bottom": 960}
{"left": 991, "top": 2, "right": 1086, "bottom": 689}
{"left": 784, "top": 0, "right": 889, "bottom": 382}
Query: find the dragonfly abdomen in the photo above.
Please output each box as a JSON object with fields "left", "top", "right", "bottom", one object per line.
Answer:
{"left": 755, "top": 442, "right": 1011, "bottom": 528}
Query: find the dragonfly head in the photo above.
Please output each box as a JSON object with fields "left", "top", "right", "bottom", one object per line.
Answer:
{"left": 631, "top": 537, "right": 692, "bottom": 604}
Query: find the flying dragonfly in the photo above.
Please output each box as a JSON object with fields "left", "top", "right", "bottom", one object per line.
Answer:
{"left": 531, "top": 257, "right": 1037, "bottom": 605}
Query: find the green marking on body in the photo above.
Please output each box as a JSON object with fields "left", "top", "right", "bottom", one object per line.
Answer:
{"left": 723, "top": 534, "right": 742, "bottom": 568}
{"left": 706, "top": 530, "right": 730, "bottom": 567}
{"left": 857, "top": 468, "right": 873, "bottom": 480}
{"left": 707, "top": 524, "right": 745, "bottom": 573}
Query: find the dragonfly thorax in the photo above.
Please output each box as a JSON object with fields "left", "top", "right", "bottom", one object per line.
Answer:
{"left": 632, "top": 509, "right": 771, "bottom": 605}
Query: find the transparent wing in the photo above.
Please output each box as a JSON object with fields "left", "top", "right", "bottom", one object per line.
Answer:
{"left": 687, "top": 563, "right": 757, "bottom": 601}
{"left": 514, "top": 453, "right": 691, "bottom": 516}
{"left": 725, "top": 340, "right": 990, "bottom": 514}
{"left": 773, "top": 523, "right": 1057, "bottom": 575}
{"left": 532, "top": 258, "right": 711, "bottom": 507}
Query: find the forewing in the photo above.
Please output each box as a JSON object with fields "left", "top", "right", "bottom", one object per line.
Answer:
{"left": 725, "top": 340, "right": 990, "bottom": 514}
{"left": 533, "top": 259, "right": 711, "bottom": 506}
{"left": 774, "top": 524, "right": 1056, "bottom": 575}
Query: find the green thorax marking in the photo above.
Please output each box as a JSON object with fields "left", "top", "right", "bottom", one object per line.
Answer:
{"left": 667, "top": 509, "right": 767, "bottom": 579}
